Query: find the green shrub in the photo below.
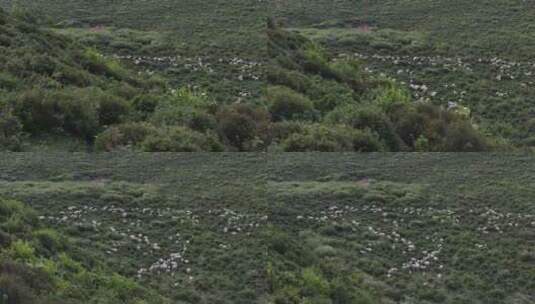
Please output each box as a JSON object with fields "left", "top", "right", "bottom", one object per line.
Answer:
{"left": 14, "top": 88, "right": 100, "bottom": 139}
{"left": 52, "top": 63, "right": 93, "bottom": 87}
{"left": 53, "top": 89, "right": 100, "bottom": 139}
{"left": 96, "top": 93, "right": 130, "bottom": 126}
{"left": 270, "top": 121, "right": 304, "bottom": 142}
{"left": 266, "top": 67, "right": 311, "bottom": 93}
{"left": 0, "top": 199, "right": 25, "bottom": 219}
{"left": 14, "top": 87, "right": 133, "bottom": 140}
{"left": 329, "top": 59, "right": 361, "bottom": 81}
{"left": 216, "top": 103, "right": 271, "bottom": 151}
{"left": 14, "top": 89, "right": 62, "bottom": 133}
{"left": 443, "top": 121, "right": 489, "bottom": 152}
{"left": 95, "top": 122, "right": 156, "bottom": 151}
{"left": 301, "top": 44, "right": 335, "bottom": 79}
{"left": 132, "top": 94, "right": 161, "bottom": 120}
{"left": 8, "top": 240, "right": 35, "bottom": 262}
{"left": 150, "top": 87, "right": 215, "bottom": 127}
{"left": 281, "top": 124, "right": 383, "bottom": 152}
{"left": 0, "top": 105, "right": 24, "bottom": 151}
{"left": 80, "top": 48, "right": 129, "bottom": 81}
{"left": 0, "top": 72, "right": 18, "bottom": 90}
{"left": 372, "top": 84, "right": 412, "bottom": 112}
{"left": 0, "top": 199, "right": 37, "bottom": 233}
{"left": 326, "top": 104, "right": 401, "bottom": 150}
{"left": 141, "top": 126, "right": 223, "bottom": 152}
{"left": 267, "top": 86, "right": 315, "bottom": 121}
{"left": 301, "top": 268, "right": 330, "bottom": 296}
{"left": 387, "top": 102, "right": 426, "bottom": 148}
{"left": 32, "top": 229, "right": 65, "bottom": 255}
{"left": 107, "top": 273, "right": 141, "bottom": 301}
{"left": 414, "top": 135, "right": 430, "bottom": 152}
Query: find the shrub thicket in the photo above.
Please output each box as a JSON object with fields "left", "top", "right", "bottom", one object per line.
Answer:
{"left": 281, "top": 124, "right": 384, "bottom": 152}
{"left": 267, "top": 86, "right": 315, "bottom": 121}
{"left": 216, "top": 103, "right": 271, "bottom": 151}
{"left": 141, "top": 126, "right": 224, "bottom": 152}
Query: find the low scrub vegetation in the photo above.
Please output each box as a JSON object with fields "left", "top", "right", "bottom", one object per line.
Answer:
{"left": 265, "top": 23, "right": 492, "bottom": 151}
{"left": 0, "top": 197, "right": 167, "bottom": 303}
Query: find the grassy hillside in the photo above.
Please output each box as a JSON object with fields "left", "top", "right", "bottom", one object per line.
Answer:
{"left": 272, "top": 0, "right": 535, "bottom": 60}
{"left": 0, "top": 154, "right": 269, "bottom": 303}
{"left": 267, "top": 153, "right": 535, "bottom": 303}
{"left": 0, "top": 9, "right": 268, "bottom": 152}
{"left": 0, "top": 197, "right": 168, "bottom": 303}
{"left": 0, "top": 0, "right": 266, "bottom": 103}
{"left": 270, "top": 0, "right": 535, "bottom": 147}
{"left": 0, "top": 154, "right": 533, "bottom": 303}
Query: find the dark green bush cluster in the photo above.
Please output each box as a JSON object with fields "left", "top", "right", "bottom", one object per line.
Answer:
{"left": 95, "top": 123, "right": 224, "bottom": 152}
{"left": 277, "top": 123, "right": 383, "bottom": 152}
{"left": 13, "top": 87, "right": 130, "bottom": 140}
{"left": 216, "top": 103, "right": 271, "bottom": 151}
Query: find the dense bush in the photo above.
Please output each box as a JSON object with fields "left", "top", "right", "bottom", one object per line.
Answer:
{"left": 0, "top": 104, "right": 24, "bottom": 151}
{"left": 267, "top": 86, "right": 315, "bottom": 121}
{"left": 216, "top": 103, "right": 271, "bottom": 151}
{"left": 326, "top": 104, "right": 402, "bottom": 150}
{"left": 95, "top": 91, "right": 130, "bottom": 126}
{"left": 13, "top": 87, "right": 132, "bottom": 141}
{"left": 141, "top": 126, "right": 224, "bottom": 152}
{"left": 266, "top": 67, "right": 311, "bottom": 94}
{"left": 270, "top": 120, "right": 305, "bottom": 143}
{"left": 131, "top": 93, "right": 161, "bottom": 120}
{"left": 443, "top": 121, "right": 489, "bottom": 151}
{"left": 80, "top": 48, "right": 129, "bottom": 81}
{"left": 281, "top": 124, "right": 384, "bottom": 152}
{"left": 94, "top": 122, "right": 156, "bottom": 151}
{"left": 300, "top": 44, "right": 337, "bottom": 79}
{"left": 150, "top": 87, "right": 216, "bottom": 128}
{"left": 387, "top": 102, "right": 488, "bottom": 151}
{"left": 372, "top": 83, "right": 412, "bottom": 112}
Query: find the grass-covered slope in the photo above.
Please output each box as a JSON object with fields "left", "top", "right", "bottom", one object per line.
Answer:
{"left": 0, "top": 8, "right": 168, "bottom": 150}
{"left": 267, "top": 153, "right": 535, "bottom": 304}
{"left": 272, "top": 0, "right": 535, "bottom": 60}
{"left": 0, "top": 197, "right": 168, "bottom": 304}
{"left": 0, "top": 154, "right": 534, "bottom": 303}
{"left": 0, "top": 154, "right": 269, "bottom": 303}
{"left": 0, "top": 0, "right": 266, "bottom": 105}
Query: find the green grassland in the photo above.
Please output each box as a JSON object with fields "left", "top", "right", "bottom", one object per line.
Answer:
{"left": 267, "top": 153, "right": 535, "bottom": 303}
{"left": 0, "top": 154, "right": 534, "bottom": 303}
